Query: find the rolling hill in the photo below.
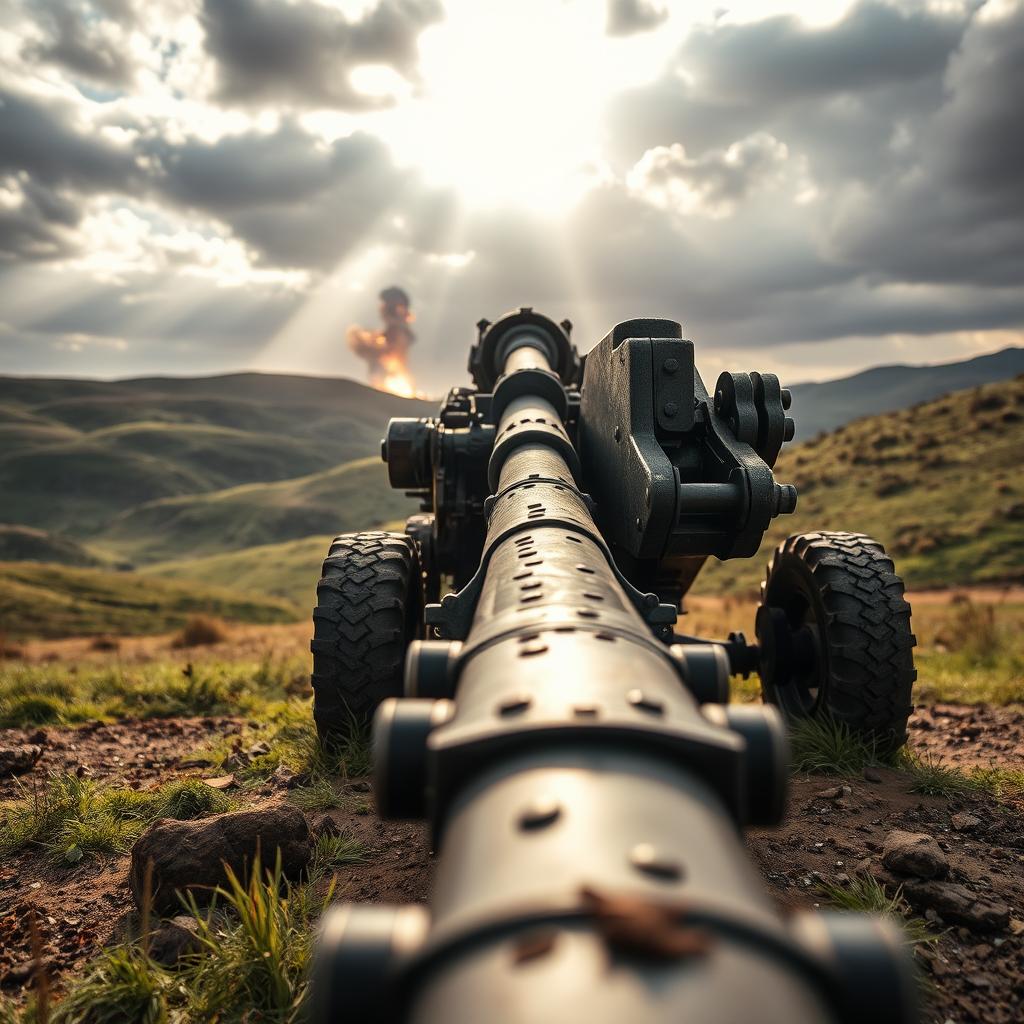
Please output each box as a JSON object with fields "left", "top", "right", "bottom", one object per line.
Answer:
{"left": 0, "top": 562, "right": 300, "bottom": 639}
{"left": 101, "top": 457, "right": 415, "bottom": 564}
{"left": 0, "top": 372, "right": 434, "bottom": 532}
{"left": 787, "top": 346, "right": 1024, "bottom": 439}
{"left": 697, "top": 374, "right": 1024, "bottom": 595}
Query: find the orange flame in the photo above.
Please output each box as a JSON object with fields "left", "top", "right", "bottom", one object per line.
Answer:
{"left": 346, "top": 289, "right": 417, "bottom": 397}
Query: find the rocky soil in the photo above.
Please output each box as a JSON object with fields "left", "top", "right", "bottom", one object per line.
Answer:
{"left": 1, "top": 705, "right": 1021, "bottom": 1022}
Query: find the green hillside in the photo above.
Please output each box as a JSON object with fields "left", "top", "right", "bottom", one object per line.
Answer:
{"left": 143, "top": 534, "right": 339, "bottom": 610}
{"left": 0, "top": 371, "right": 432, "bottom": 539}
{"left": 697, "top": 375, "right": 1024, "bottom": 596}
{"left": 0, "top": 562, "right": 300, "bottom": 639}
{"left": 100, "top": 458, "right": 413, "bottom": 564}
{"left": 0, "top": 526, "right": 108, "bottom": 568}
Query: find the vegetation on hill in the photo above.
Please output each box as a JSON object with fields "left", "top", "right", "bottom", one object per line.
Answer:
{"left": 0, "top": 525, "right": 107, "bottom": 567}
{"left": 0, "top": 562, "right": 300, "bottom": 639}
{"left": 697, "top": 375, "right": 1024, "bottom": 596}
{"left": 143, "top": 534, "right": 338, "bottom": 609}
{"left": 0, "top": 373, "right": 433, "bottom": 533}
{"left": 101, "top": 458, "right": 412, "bottom": 563}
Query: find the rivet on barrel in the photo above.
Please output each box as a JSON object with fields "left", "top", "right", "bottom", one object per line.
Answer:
{"left": 518, "top": 797, "right": 562, "bottom": 831}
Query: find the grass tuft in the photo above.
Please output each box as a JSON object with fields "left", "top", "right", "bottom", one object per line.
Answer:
{"left": 815, "top": 873, "right": 935, "bottom": 945}
{"left": 0, "top": 773, "right": 234, "bottom": 862}
{"left": 311, "top": 831, "right": 366, "bottom": 874}
{"left": 789, "top": 715, "right": 890, "bottom": 776}
{"left": 50, "top": 944, "right": 167, "bottom": 1024}
{"left": 899, "top": 749, "right": 1024, "bottom": 799}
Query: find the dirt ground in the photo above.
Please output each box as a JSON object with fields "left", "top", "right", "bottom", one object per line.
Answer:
{"left": 2, "top": 705, "right": 1022, "bottom": 1022}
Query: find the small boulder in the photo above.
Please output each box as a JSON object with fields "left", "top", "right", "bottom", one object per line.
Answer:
{"left": 0, "top": 744, "right": 42, "bottom": 777}
{"left": 130, "top": 805, "right": 311, "bottom": 913}
{"left": 148, "top": 916, "right": 203, "bottom": 967}
{"left": 951, "top": 812, "right": 981, "bottom": 831}
{"left": 881, "top": 830, "right": 949, "bottom": 879}
{"left": 902, "top": 879, "right": 1010, "bottom": 932}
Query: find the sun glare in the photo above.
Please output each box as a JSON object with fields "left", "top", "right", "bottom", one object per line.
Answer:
{"left": 374, "top": 0, "right": 665, "bottom": 212}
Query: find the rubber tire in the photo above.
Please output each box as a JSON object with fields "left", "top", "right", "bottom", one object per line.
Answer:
{"left": 757, "top": 531, "right": 916, "bottom": 752}
{"left": 311, "top": 532, "right": 422, "bottom": 738}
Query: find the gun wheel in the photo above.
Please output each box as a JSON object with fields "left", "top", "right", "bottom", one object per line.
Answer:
{"left": 311, "top": 531, "right": 422, "bottom": 740}
{"left": 755, "top": 531, "right": 916, "bottom": 752}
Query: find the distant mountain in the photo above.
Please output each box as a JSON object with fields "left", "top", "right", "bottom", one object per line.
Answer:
{"left": 787, "top": 347, "right": 1024, "bottom": 439}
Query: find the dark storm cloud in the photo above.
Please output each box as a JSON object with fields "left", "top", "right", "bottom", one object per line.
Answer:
{"left": 0, "top": 86, "right": 137, "bottom": 261}
{"left": 200, "top": 0, "right": 444, "bottom": 108}
{"left": 0, "top": 88, "right": 137, "bottom": 190}
{"left": 145, "top": 120, "right": 413, "bottom": 268}
{"left": 23, "top": 0, "right": 136, "bottom": 86}
{"left": 606, "top": 0, "right": 667, "bottom": 37}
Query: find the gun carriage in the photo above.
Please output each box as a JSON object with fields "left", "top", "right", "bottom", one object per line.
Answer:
{"left": 309, "top": 309, "right": 918, "bottom": 1024}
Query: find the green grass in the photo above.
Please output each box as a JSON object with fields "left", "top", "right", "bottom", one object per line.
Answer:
{"left": 899, "top": 749, "right": 1024, "bottom": 799}
{"left": 0, "top": 655, "right": 310, "bottom": 726}
{"left": 197, "top": 702, "right": 372, "bottom": 786}
{"left": 311, "top": 831, "right": 367, "bottom": 871}
{"left": 143, "top": 534, "right": 335, "bottom": 611}
{"left": 0, "top": 774, "right": 234, "bottom": 862}
{"left": 789, "top": 715, "right": 892, "bottom": 776}
{"left": 815, "top": 873, "right": 935, "bottom": 946}
{"left": 45, "top": 852, "right": 332, "bottom": 1023}
{"left": 0, "top": 562, "right": 301, "bottom": 639}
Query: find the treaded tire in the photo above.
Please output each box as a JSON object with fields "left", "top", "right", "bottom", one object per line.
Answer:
{"left": 311, "top": 531, "right": 422, "bottom": 739}
{"left": 756, "top": 531, "right": 916, "bottom": 752}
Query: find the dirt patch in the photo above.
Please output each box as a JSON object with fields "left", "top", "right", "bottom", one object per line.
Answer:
{"left": 2, "top": 708, "right": 1021, "bottom": 1022}
{"left": 911, "top": 703, "right": 1024, "bottom": 769}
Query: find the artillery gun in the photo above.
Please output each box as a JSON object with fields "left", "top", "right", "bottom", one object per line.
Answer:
{"left": 309, "top": 310, "right": 918, "bottom": 1024}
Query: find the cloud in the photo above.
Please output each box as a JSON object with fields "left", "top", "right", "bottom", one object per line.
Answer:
{"left": 23, "top": 0, "right": 137, "bottom": 86}
{"left": 199, "top": 0, "right": 443, "bottom": 109}
{"left": 627, "top": 133, "right": 790, "bottom": 217}
{"left": 606, "top": 0, "right": 667, "bottom": 37}
{"left": 0, "top": 0, "right": 1020, "bottom": 388}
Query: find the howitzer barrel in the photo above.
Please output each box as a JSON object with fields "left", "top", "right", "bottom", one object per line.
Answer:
{"left": 312, "top": 325, "right": 917, "bottom": 1024}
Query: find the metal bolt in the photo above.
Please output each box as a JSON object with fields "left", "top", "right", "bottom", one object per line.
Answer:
{"left": 627, "top": 689, "right": 665, "bottom": 715}
{"left": 573, "top": 703, "right": 600, "bottom": 717}
{"left": 662, "top": 358, "right": 679, "bottom": 374}
{"left": 613, "top": 426, "right": 622, "bottom": 442}
{"left": 635, "top": 516, "right": 643, "bottom": 531}
{"left": 663, "top": 402, "right": 678, "bottom": 418}
{"left": 518, "top": 797, "right": 562, "bottom": 831}
{"left": 629, "top": 843, "right": 684, "bottom": 881}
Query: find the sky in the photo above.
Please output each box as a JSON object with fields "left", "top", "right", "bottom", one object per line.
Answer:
{"left": 0, "top": 0, "right": 1022, "bottom": 392}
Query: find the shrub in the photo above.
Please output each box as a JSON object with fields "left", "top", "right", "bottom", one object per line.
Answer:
{"left": 171, "top": 616, "right": 229, "bottom": 649}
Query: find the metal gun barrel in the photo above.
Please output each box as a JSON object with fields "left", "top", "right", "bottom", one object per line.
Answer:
{"left": 312, "top": 331, "right": 916, "bottom": 1024}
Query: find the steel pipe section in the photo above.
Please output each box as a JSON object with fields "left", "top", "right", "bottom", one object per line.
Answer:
{"left": 312, "top": 337, "right": 917, "bottom": 1024}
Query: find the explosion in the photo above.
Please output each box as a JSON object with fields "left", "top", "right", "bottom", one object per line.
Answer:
{"left": 346, "top": 286, "right": 416, "bottom": 397}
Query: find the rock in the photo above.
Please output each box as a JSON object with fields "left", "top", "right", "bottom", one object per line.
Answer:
{"left": 308, "top": 813, "right": 341, "bottom": 840}
{"left": 951, "top": 812, "right": 981, "bottom": 831}
{"left": 902, "top": 879, "right": 1011, "bottom": 932}
{"left": 814, "top": 785, "right": 853, "bottom": 801}
{"left": 862, "top": 766, "right": 883, "bottom": 783}
{"left": 881, "top": 830, "right": 949, "bottom": 879}
{"left": 247, "top": 741, "right": 271, "bottom": 757}
{"left": 130, "top": 805, "right": 312, "bottom": 913}
{"left": 148, "top": 916, "right": 203, "bottom": 966}
{"left": 201, "top": 774, "right": 237, "bottom": 790}
{"left": 0, "top": 744, "right": 42, "bottom": 777}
